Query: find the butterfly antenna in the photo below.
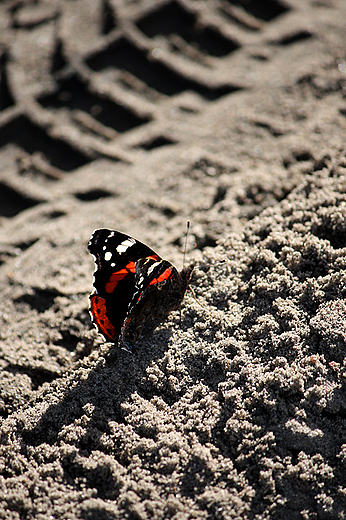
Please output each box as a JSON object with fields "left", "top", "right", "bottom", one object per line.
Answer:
{"left": 183, "top": 220, "right": 190, "bottom": 269}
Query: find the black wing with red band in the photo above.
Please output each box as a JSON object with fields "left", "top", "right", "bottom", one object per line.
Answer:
{"left": 88, "top": 229, "right": 159, "bottom": 342}
{"left": 87, "top": 228, "right": 193, "bottom": 350}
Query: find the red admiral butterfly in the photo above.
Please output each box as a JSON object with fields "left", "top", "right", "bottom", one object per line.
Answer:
{"left": 88, "top": 229, "right": 194, "bottom": 351}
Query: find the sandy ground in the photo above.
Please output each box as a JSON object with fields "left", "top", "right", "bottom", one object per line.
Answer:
{"left": 1, "top": 0, "right": 346, "bottom": 518}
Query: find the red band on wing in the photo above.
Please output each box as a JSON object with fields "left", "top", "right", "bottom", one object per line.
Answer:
{"left": 148, "top": 267, "right": 173, "bottom": 286}
{"left": 90, "top": 293, "right": 117, "bottom": 341}
{"left": 105, "top": 261, "right": 136, "bottom": 293}
{"left": 104, "top": 256, "right": 160, "bottom": 293}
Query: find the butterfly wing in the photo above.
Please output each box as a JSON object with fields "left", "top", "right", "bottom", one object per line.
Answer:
{"left": 120, "top": 258, "right": 193, "bottom": 350}
{"left": 88, "top": 229, "right": 159, "bottom": 341}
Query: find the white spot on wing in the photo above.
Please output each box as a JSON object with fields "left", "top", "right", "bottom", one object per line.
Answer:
{"left": 116, "top": 238, "right": 136, "bottom": 254}
{"left": 104, "top": 251, "right": 112, "bottom": 261}
{"left": 147, "top": 262, "right": 161, "bottom": 276}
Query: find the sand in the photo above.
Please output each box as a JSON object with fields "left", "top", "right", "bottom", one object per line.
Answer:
{"left": 1, "top": 0, "right": 346, "bottom": 518}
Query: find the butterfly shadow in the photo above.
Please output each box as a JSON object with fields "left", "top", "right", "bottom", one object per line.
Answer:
{"left": 20, "top": 326, "right": 175, "bottom": 451}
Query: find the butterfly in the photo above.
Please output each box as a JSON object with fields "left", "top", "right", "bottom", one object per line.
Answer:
{"left": 87, "top": 229, "right": 193, "bottom": 351}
